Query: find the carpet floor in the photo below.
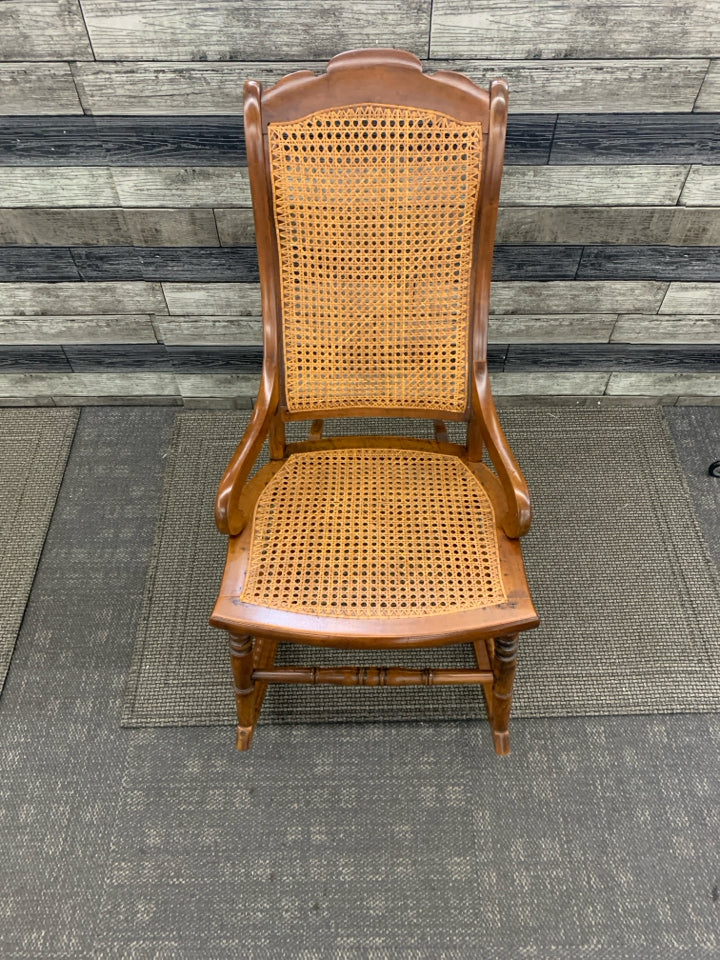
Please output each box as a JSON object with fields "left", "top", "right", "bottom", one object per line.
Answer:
{"left": 123, "top": 406, "right": 720, "bottom": 727}
{"left": 0, "top": 406, "right": 718, "bottom": 959}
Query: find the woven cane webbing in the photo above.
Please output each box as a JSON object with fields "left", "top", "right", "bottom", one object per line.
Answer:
{"left": 267, "top": 104, "right": 484, "bottom": 414}
{"left": 240, "top": 447, "right": 506, "bottom": 618}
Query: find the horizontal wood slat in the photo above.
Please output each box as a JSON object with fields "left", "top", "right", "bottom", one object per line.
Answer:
{"left": 0, "top": 64, "right": 83, "bottom": 114}
{"left": 500, "top": 166, "right": 689, "bottom": 206}
{"left": 0, "top": 281, "right": 167, "bottom": 316}
{"left": 659, "top": 284, "right": 720, "bottom": 314}
{"left": 0, "top": 316, "right": 158, "bottom": 345}
{"left": 430, "top": 0, "right": 720, "bottom": 58}
{"left": 0, "top": 1, "right": 92, "bottom": 61}
{"left": 612, "top": 316, "right": 720, "bottom": 344}
{"left": 679, "top": 167, "right": 720, "bottom": 206}
{"left": 0, "top": 209, "right": 220, "bottom": 246}
{"left": 695, "top": 60, "right": 720, "bottom": 111}
{"left": 79, "top": 0, "right": 432, "bottom": 61}
{"left": 550, "top": 115, "right": 720, "bottom": 164}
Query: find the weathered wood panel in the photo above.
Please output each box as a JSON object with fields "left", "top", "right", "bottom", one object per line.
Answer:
{"left": 430, "top": 0, "right": 720, "bottom": 58}
{"left": 0, "top": 282, "right": 167, "bottom": 316}
{"left": 161, "top": 283, "right": 261, "bottom": 316}
{"left": 0, "top": 208, "right": 219, "bottom": 246}
{"left": 154, "top": 316, "right": 262, "bottom": 345}
{"left": 501, "top": 166, "right": 688, "bottom": 206}
{"left": 490, "top": 371, "right": 610, "bottom": 395}
{"left": 71, "top": 246, "right": 258, "bottom": 281}
{"left": 551, "top": 114, "right": 720, "bottom": 164}
{"left": 0, "top": 169, "right": 118, "bottom": 207}
{"left": 659, "top": 283, "right": 720, "bottom": 314}
{"left": 497, "top": 206, "right": 720, "bottom": 246}
{"left": 112, "top": 168, "right": 250, "bottom": 207}
{"left": 0, "top": 248, "right": 79, "bottom": 282}
{"left": 577, "top": 246, "right": 720, "bottom": 282}
{"left": 490, "top": 281, "right": 667, "bottom": 315}
{"left": 80, "top": 0, "right": 431, "bottom": 61}
{"left": 168, "top": 346, "right": 263, "bottom": 372}
{"left": 606, "top": 372, "right": 720, "bottom": 396}
{"left": 213, "top": 209, "right": 257, "bottom": 247}
{"left": 0, "top": 1, "right": 93, "bottom": 60}
{"left": 488, "top": 315, "right": 617, "bottom": 344}
{"left": 0, "top": 347, "right": 70, "bottom": 371}
{"left": 72, "top": 59, "right": 709, "bottom": 115}
{"left": 0, "top": 372, "right": 179, "bottom": 399}
{"left": 493, "top": 246, "right": 582, "bottom": 280}
{"left": 431, "top": 59, "right": 709, "bottom": 114}
{"left": 612, "top": 316, "right": 720, "bottom": 344}
{"left": 695, "top": 60, "right": 720, "bottom": 112}
{"left": 175, "top": 372, "right": 260, "bottom": 400}
{"left": 0, "top": 316, "right": 158, "bottom": 345}
{"left": 679, "top": 166, "right": 720, "bottom": 205}
{"left": 0, "top": 64, "right": 83, "bottom": 115}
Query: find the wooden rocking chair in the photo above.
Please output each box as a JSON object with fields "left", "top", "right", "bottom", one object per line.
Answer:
{"left": 210, "top": 49, "right": 539, "bottom": 755}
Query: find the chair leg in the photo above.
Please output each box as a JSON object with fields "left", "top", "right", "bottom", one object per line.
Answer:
{"left": 490, "top": 634, "right": 519, "bottom": 756}
{"left": 228, "top": 632, "right": 257, "bottom": 751}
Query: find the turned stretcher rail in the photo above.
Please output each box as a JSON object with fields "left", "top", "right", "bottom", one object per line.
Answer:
{"left": 252, "top": 666, "right": 494, "bottom": 686}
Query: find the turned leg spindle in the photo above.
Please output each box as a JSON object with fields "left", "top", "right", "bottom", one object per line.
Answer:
{"left": 491, "top": 634, "right": 519, "bottom": 756}
{"left": 229, "top": 632, "right": 256, "bottom": 751}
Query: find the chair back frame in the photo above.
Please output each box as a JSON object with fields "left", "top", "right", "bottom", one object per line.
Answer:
{"left": 244, "top": 48, "right": 509, "bottom": 427}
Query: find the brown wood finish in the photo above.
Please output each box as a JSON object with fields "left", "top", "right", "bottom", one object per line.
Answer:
{"left": 211, "top": 49, "right": 539, "bottom": 756}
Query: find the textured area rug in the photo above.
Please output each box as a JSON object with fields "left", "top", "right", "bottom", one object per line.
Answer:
{"left": 122, "top": 407, "right": 720, "bottom": 726}
{"left": 0, "top": 408, "right": 78, "bottom": 693}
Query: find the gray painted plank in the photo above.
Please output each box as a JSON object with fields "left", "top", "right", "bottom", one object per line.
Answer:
{"left": 659, "top": 283, "right": 720, "bottom": 314}
{"left": 606, "top": 372, "right": 720, "bottom": 396}
{"left": 430, "top": 0, "right": 720, "bottom": 58}
{"left": 0, "top": 63, "right": 83, "bottom": 115}
{"left": 0, "top": 282, "right": 167, "bottom": 316}
{"left": 0, "top": 208, "right": 219, "bottom": 246}
{"left": 154, "top": 316, "right": 262, "bottom": 346}
{"left": 80, "top": 0, "right": 431, "bottom": 61}
{"left": 0, "top": 0, "right": 93, "bottom": 60}
{"left": 679, "top": 166, "right": 720, "bottom": 205}
{"left": 72, "top": 59, "right": 709, "bottom": 115}
{"left": 577, "top": 246, "right": 720, "bottom": 282}
{"left": 501, "top": 166, "right": 688, "bottom": 206}
{"left": 497, "top": 206, "right": 720, "bottom": 246}
{"left": 0, "top": 169, "right": 118, "bottom": 207}
{"left": 161, "top": 283, "right": 261, "bottom": 316}
{"left": 695, "top": 60, "right": 720, "bottom": 112}
{"left": 213, "top": 209, "right": 257, "bottom": 247}
{"left": 612, "top": 316, "right": 720, "bottom": 344}
{"left": 112, "top": 168, "right": 250, "bottom": 207}
{"left": 490, "top": 371, "right": 609, "bottom": 395}
{"left": 490, "top": 281, "right": 667, "bottom": 315}
{"left": 175, "top": 372, "right": 260, "bottom": 399}
{"left": 550, "top": 115, "right": 720, "bottom": 164}
{"left": 0, "top": 372, "right": 177, "bottom": 399}
{"left": 0, "top": 316, "right": 158, "bottom": 345}
{"left": 488, "top": 315, "right": 617, "bottom": 344}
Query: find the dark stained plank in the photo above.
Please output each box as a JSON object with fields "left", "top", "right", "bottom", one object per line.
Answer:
{"left": 577, "top": 246, "right": 720, "bottom": 281}
{"left": 63, "top": 345, "right": 172, "bottom": 371}
{"left": 551, "top": 114, "right": 720, "bottom": 164}
{"left": 505, "top": 344, "right": 720, "bottom": 371}
{"left": 0, "top": 247, "right": 80, "bottom": 282}
{"left": 0, "top": 347, "right": 71, "bottom": 371}
{"left": 167, "top": 346, "right": 263, "bottom": 372}
{"left": 0, "top": 118, "right": 243, "bottom": 166}
{"left": 505, "top": 116, "right": 555, "bottom": 165}
{"left": 71, "top": 246, "right": 258, "bottom": 281}
{"left": 430, "top": 0, "right": 720, "bottom": 58}
{"left": 0, "top": 1, "right": 93, "bottom": 60}
{"left": 0, "top": 64, "right": 83, "bottom": 115}
{"left": 80, "top": 0, "right": 432, "bottom": 61}
{"left": 493, "top": 246, "right": 581, "bottom": 280}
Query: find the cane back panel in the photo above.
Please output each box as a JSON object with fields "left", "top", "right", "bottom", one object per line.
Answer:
{"left": 267, "top": 103, "right": 484, "bottom": 414}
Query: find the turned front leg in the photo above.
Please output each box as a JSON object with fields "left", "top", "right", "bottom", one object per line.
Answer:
{"left": 228, "top": 632, "right": 256, "bottom": 751}
{"left": 491, "top": 634, "right": 519, "bottom": 756}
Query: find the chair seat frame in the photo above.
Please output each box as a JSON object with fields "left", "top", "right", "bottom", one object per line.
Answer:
{"left": 210, "top": 49, "right": 539, "bottom": 756}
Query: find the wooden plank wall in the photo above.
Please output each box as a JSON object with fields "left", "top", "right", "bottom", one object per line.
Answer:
{"left": 0, "top": 0, "right": 718, "bottom": 405}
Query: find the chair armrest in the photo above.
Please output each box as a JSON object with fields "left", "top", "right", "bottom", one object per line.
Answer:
{"left": 215, "top": 374, "right": 278, "bottom": 536}
{"left": 471, "top": 362, "right": 532, "bottom": 538}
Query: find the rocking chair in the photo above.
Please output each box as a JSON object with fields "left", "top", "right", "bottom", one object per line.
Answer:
{"left": 210, "top": 49, "right": 539, "bottom": 755}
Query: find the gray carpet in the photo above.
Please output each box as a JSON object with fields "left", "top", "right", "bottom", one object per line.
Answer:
{"left": 123, "top": 406, "right": 720, "bottom": 727}
{"left": 0, "top": 408, "right": 78, "bottom": 693}
{"left": 0, "top": 406, "right": 718, "bottom": 958}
